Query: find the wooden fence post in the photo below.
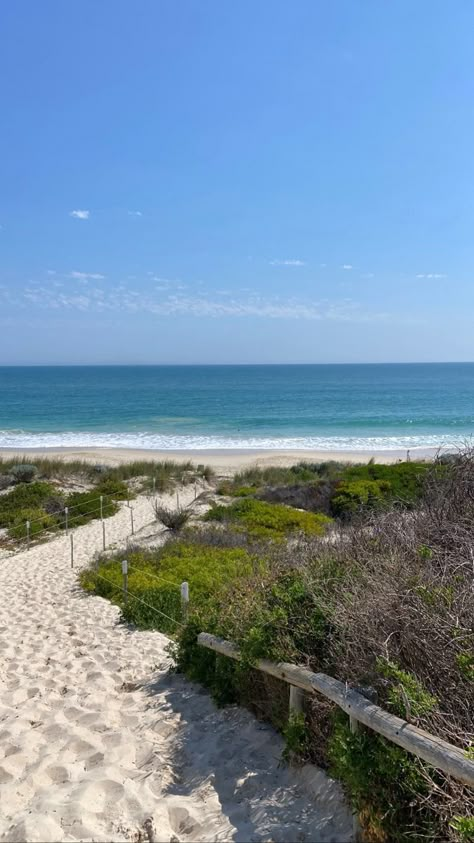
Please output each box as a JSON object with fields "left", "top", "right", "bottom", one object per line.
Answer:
{"left": 289, "top": 685, "right": 304, "bottom": 716}
{"left": 350, "top": 716, "right": 362, "bottom": 841}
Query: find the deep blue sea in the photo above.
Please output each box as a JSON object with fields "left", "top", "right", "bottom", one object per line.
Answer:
{"left": 0, "top": 364, "right": 473, "bottom": 451}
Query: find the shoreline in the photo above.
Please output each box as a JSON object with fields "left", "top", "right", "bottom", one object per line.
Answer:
{"left": 0, "top": 445, "right": 444, "bottom": 474}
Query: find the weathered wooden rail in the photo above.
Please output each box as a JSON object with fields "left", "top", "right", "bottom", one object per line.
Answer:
{"left": 198, "top": 632, "right": 474, "bottom": 789}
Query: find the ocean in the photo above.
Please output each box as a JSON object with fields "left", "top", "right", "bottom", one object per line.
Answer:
{"left": 0, "top": 363, "right": 473, "bottom": 451}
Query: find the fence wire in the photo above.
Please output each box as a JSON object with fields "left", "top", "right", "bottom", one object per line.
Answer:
{"left": 93, "top": 571, "right": 185, "bottom": 628}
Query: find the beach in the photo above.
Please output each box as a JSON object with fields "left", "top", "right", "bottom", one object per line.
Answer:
{"left": 0, "top": 446, "right": 440, "bottom": 475}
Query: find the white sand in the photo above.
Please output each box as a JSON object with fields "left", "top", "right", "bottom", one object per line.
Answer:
{"left": 0, "top": 445, "right": 440, "bottom": 476}
{"left": 0, "top": 490, "right": 352, "bottom": 842}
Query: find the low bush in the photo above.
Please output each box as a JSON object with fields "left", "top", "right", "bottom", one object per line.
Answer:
{"left": 65, "top": 490, "right": 118, "bottom": 527}
{"left": 328, "top": 716, "right": 436, "bottom": 842}
{"left": 0, "top": 482, "right": 56, "bottom": 528}
{"left": 205, "top": 497, "right": 332, "bottom": 540}
{"left": 330, "top": 478, "right": 391, "bottom": 518}
{"left": 8, "top": 507, "right": 57, "bottom": 539}
{"left": 43, "top": 495, "right": 66, "bottom": 516}
{"left": 0, "top": 475, "right": 13, "bottom": 491}
{"left": 153, "top": 505, "right": 191, "bottom": 531}
{"left": 341, "top": 460, "right": 431, "bottom": 504}
{"left": 94, "top": 477, "right": 131, "bottom": 501}
{"left": 80, "top": 541, "right": 259, "bottom": 635}
{"left": 10, "top": 464, "right": 38, "bottom": 484}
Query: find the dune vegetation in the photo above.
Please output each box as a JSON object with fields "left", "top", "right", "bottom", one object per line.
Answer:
{"left": 0, "top": 457, "right": 212, "bottom": 547}
{"left": 81, "top": 453, "right": 474, "bottom": 842}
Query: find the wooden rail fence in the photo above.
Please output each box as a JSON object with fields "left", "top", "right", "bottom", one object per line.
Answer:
{"left": 198, "top": 632, "right": 474, "bottom": 789}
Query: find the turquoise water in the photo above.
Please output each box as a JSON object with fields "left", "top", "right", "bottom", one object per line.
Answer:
{"left": 0, "top": 364, "right": 473, "bottom": 451}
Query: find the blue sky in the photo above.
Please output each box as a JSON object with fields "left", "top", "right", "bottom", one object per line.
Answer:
{"left": 1, "top": 0, "right": 473, "bottom": 364}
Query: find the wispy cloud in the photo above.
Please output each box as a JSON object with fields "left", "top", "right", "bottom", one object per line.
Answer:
{"left": 12, "top": 278, "right": 390, "bottom": 324}
{"left": 415, "top": 273, "right": 446, "bottom": 279}
{"left": 128, "top": 210, "right": 143, "bottom": 216}
{"left": 69, "top": 209, "right": 90, "bottom": 220}
{"left": 269, "top": 259, "right": 306, "bottom": 266}
{"left": 69, "top": 271, "right": 105, "bottom": 281}
{"left": 342, "top": 264, "right": 353, "bottom": 270}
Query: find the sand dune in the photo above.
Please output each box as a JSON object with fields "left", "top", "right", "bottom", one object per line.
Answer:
{"left": 0, "top": 491, "right": 352, "bottom": 842}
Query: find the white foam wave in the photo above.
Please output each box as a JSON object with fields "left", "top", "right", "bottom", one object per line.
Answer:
{"left": 0, "top": 430, "right": 468, "bottom": 452}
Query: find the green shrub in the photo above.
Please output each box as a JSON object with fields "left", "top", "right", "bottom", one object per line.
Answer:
{"left": 0, "top": 482, "right": 56, "bottom": 527}
{"left": 450, "top": 816, "right": 474, "bottom": 841}
{"left": 282, "top": 711, "right": 310, "bottom": 763}
{"left": 10, "top": 464, "right": 38, "bottom": 484}
{"left": 0, "top": 475, "right": 13, "bottom": 491}
{"left": 8, "top": 507, "right": 57, "bottom": 540}
{"left": 330, "top": 478, "right": 391, "bottom": 517}
{"left": 456, "top": 652, "right": 474, "bottom": 682}
{"left": 95, "top": 477, "right": 131, "bottom": 501}
{"left": 204, "top": 497, "right": 332, "bottom": 540}
{"left": 328, "top": 715, "right": 435, "bottom": 842}
{"left": 377, "top": 659, "right": 438, "bottom": 719}
{"left": 65, "top": 490, "right": 118, "bottom": 527}
{"left": 341, "top": 461, "right": 430, "bottom": 504}
{"left": 80, "top": 541, "right": 258, "bottom": 635}
{"left": 232, "top": 486, "right": 257, "bottom": 497}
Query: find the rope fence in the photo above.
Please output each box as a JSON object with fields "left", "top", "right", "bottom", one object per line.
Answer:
{"left": 0, "top": 478, "right": 199, "bottom": 559}
{"left": 92, "top": 563, "right": 188, "bottom": 629}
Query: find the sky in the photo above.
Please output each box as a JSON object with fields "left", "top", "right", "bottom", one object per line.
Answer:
{"left": 1, "top": 0, "right": 474, "bottom": 365}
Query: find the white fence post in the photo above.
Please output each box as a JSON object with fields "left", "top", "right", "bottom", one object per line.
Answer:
{"left": 70, "top": 533, "right": 74, "bottom": 568}
{"left": 181, "top": 581, "right": 189, "bottom": 622}
{"left": 26, "top": 520, "right": 30, "bottom": 550}
{"left": 176, "top": 491, "right": 180, "bottom": 509}
{"left": 122, "top": 559, "right": 128, "bottom": 604}
{"left": 100, "top": 495, "right": 103, "bottom": 520}
{"left": 102, "top": 520, "right": 106, "bottom": 551}
{"left": 65, "top": 506, "right": 69, "bottom": 535}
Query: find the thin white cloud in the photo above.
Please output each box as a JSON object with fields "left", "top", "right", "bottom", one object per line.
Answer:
{"left": 415, "top": 273, "right": 446, "bottom": 279}
{"left": 269, "top": 259, "right": 306, "bottom": 266}
{"left": 69, "top": 209, "right": 90, "bottom": 220}
{"left": 15, "top": 279, "right": 390, "bottom": 324}
{"left": 342, "top": 264, "right": 353, "bottom": 270}
{"left": 69, "top": 271, "right": 105, "bottom": 281}
{"left": 361, "top": 273, "right": 375, "bottom": 279}
{"left": 128, "top": 210, "right": 143, "bottom": 216}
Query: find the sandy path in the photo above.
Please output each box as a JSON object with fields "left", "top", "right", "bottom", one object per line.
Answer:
{"left": 0, "top": 492, "right": 352, "bottom": 842}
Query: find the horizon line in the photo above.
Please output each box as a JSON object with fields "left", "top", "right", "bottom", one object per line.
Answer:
{"left": 1, "top": 361, "right": 473, "bottom": 368}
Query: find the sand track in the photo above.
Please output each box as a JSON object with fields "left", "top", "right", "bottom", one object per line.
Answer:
{"left": 0, "top": 492, "right": 352, "bottom": 842}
